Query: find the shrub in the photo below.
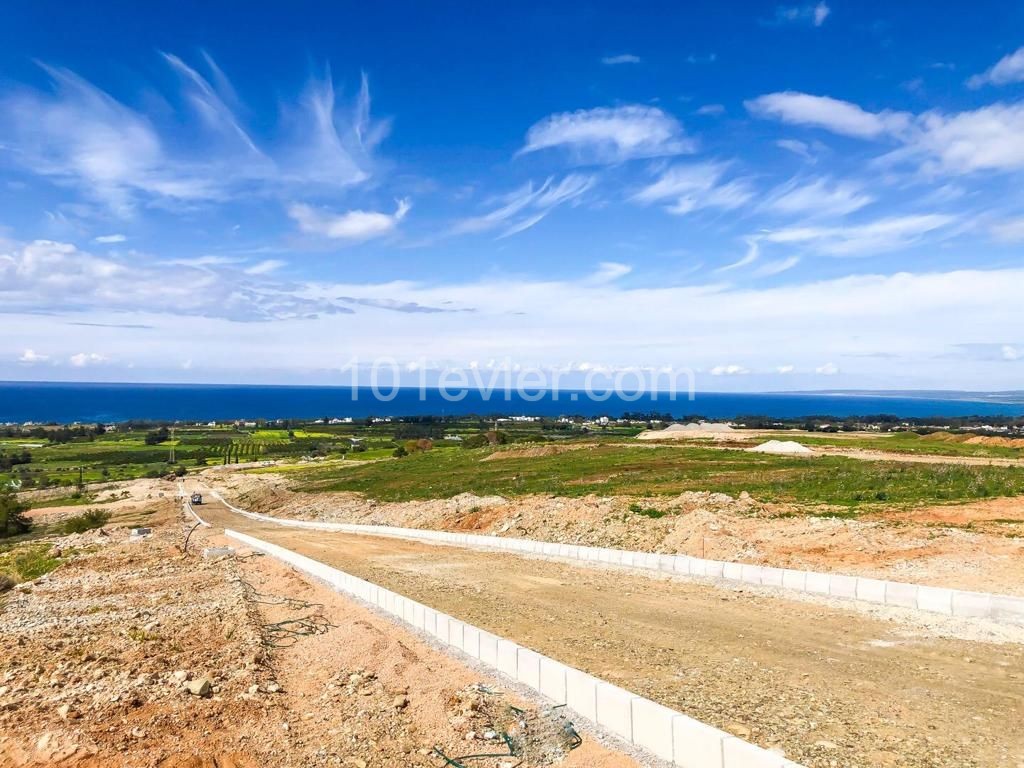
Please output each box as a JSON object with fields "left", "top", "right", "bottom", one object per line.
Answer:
{"left": 12, "top": 546, "right": 63, "bottom": 580}
{"left": 61, "top": 509, "right": 111, "bottom": 535}
{"left": 392, "top": 446, "right": 408, "bottom": 458}
{"left": 0, "top": 489, "right": 31, "bottom": 538}
{"left": 628, "top": 502, "right": 668, "bottom": 519}
{"left": 0, "top": 573, "right": 15, "bottom": 593}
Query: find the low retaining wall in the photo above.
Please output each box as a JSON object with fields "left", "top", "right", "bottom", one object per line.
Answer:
{"left": 226, "top": 528, "right": 801, "bottom": 768}
{"left": 208, "top": 488, "right": 1024, "bottom": 627}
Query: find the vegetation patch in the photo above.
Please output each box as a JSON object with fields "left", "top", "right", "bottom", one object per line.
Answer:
{"left": 61, "top": 508, "right": 111, "bottom": 535}
{"left": 291, "top": 444, "right": 1024, "bottom": 512}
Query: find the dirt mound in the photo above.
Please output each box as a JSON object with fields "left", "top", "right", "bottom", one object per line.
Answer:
{"left": 965, "top": 435, "right": 1024, "bottom": 448}
{"left": 637, "top": 422, "right": 741, "bottom": 441}
{"left": 747, "top": 440, "right": 815, "bottom": 455}
{"left": 481, "top": 443, "right": 592, "bottom": 461}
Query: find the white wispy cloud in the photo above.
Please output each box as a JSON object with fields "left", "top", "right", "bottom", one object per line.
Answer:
{"left": 762, "top": 177, "right": 874, "bottom": 217}
{"left": 94, "top": 234, "right": 127, "bottom": 244}
{"left": 773, "top": 2, "right": 830, "bottom": 26}
{"left": 750, "top": 90, "right": 1024, "bottom": 178}
{"left": 776, "top": 139, "right": 814, "bottom": 160}
{"left": 288, "top": 199, "right": 410, "bottom": 242}
{"left": 891, "top": 102, "right": 1024, "bottom": 175}
{"left": 746, "top": 92, "right": 909, "bottom": 139}
{"left": 717, "top": 239, "right": 760, "bottom": 272}
{"left": 815, "top": 362, "right": 839, "bottom": 375}
{"left": 18, "top": 349, "right": 49, "bottom": 364}
{"left": 7, "top": 243, "right": 1024, "bottom": 389}
{"left": 521, "top": 105, "right": 695, "bottom": 162}
{"left": 991, "top": 217, "right": 1024, "bottom": 243}
{"left": 632, "top": 162, "right": 754, "bottom": 215}
{"left": 695, "top": 104, "right": 726, "bottom": 116}
{"left": 69, "top": 352, "right": 107, "bottom": 367}
{"left": 452, "top": 175, "right": 595, "bottom": 237}
{"left": 967, "top": 46, "right": 1024, "bottom": 88}
{"left": 761, "top": 214, "right": 956, "bottom": 256}
{"left": 711, "top": 364, "right": 750, "bottom": 376}
{"left": 587, "top": 261, "right": 632, "bottom": 284}
{"left": 0, "top": 55, "right": 385, "bottom": 214}
{"left": 601, "top": 54, "right": 641, "bottom": 65}
{"left": 0, "top": 240, "right": 352, "bottom": 322}
{"left": 754, "top": 255, "right": 801, "bottom": 276}
{"left": 244, "top": 259, "right": 287, "bottom": 275}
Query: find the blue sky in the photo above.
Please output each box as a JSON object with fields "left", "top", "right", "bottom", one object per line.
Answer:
{"left": 2, "top": 1, "right": 1024, "bottom": 390}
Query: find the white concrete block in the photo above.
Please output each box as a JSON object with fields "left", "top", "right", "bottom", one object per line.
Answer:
{"left": 855, "top": 577, "right": 888, "bottom": 604}
{"left": 740, "top": 564, "right": 765, "bottom": 586}
{"left": 884, "top": 580, "right": 918, "bottom": 609}
{"left": 496, "top": 639, "right": 518, "bottom": 679}
{"left": 952, "top": 591, "right": 993, "bottom": 619}
{"left": 434, "top": 613, "right": 451, "bottom": 643}
{"left": 992, "top": 595, "right": 1024, "bottom": 625}
{"left": 686, "top": 557, "right": 707, "bottom": 577}
{"left": 703, "top": 559, "right": 725, "bottom": 578}
{"left": 595, "top": 683, "right": 638, "bottom": 742}
{"left": 672, "top": 715, "right": 726, "bottom": 768}
{"left": 629, "top": 698, "right": 677, "bottom": 761}
{"left": 722, "top": 561, "right": 743, "bottom": 581}
{"left": 673, "top": 555, "right": 692, "bottom": 575}
{"left": 422, "top": 607, "right": 437, "bottom": 637}
{"left": 760, "top": 567, "right": 785, "bottom": 588}
{"left": 659, "top": 554, "right": 678, "bottom": 573}
{"left": 805, "top": 571, "right": 831, "bottom": 595}
{"left": 722, "top": 734, "right": 785, "bottom": 767}
{"left": 461, "top": 625, "right": 481, "bottom": 658}
{"left": 447, "top": 620, "right": 465, "bottom": 650}
{"left": 917, "top": 585, "right": 953, "bottom": 614}
{"left": 516, "top": 648, "right": 542, "bottom": 689}
{"left": 599, "top": 548, "right": 618, "bottom": 564}
{"left": 478, "top": 631, "right": 499, "bottom": 667}
{"left": 619, "top": 550, "right": 636, "bottom": 567}
{"left": 639, "top": 552, "right": 661, "bottom": 570}
{"left": 538, "top": 656, "right": 567, "bottom": 704}
{"left": 828, "top": 574, "right": 858, "bottom": 600}
{"left": 565, "top": 668, "right": 599, "bottom": 721}
{"left": 543, "top": 542, "right": 559, "bottom": 556}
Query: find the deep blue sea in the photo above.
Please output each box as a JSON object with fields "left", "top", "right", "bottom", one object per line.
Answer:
{"left": 2, "top": 382, "right": 1024, "bottom": 423}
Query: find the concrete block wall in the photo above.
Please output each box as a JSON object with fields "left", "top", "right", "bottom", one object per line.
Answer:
{"left": 226, "top": 528, "right": 800, "bottom": 768}
{"left": 210, "top": 489, "right": 1024, "bottom": 627}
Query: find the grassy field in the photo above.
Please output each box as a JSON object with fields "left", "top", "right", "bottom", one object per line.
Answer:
{"left": 290, "top": 444, "right": 1024, "bottom": 509}
{"left": 756, "top": 431, "right": 1024, "bottom": 459}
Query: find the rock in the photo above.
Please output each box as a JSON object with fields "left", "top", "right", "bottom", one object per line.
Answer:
{"left": 265, "top": 681, "right": 281, "bottom": 693}
{"left": 392, "top": 695, "right": 409, "bottom": 709}
{"left": 184, "top": 678, "right": 212, "bottom": 697}
{"left": 57, "top": 704, "right": 79, "bottom": 720}
{"left": 171, "top": 671, "right": 189, "bottom": 683}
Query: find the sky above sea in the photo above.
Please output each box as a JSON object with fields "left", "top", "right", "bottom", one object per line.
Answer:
{"left": 1, "top": 1, "right": 1023, "bottom": 391}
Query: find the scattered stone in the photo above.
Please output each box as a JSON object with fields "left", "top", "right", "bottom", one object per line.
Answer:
{"left": 184, "top": 678, "right": 212, "bottom": 697}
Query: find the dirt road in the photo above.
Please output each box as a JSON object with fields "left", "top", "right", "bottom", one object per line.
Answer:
{"left": 191, "top": 489, "right": 1024, "bottom": 768}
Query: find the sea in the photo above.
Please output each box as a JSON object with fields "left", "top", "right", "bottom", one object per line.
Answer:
{"left": 2, "top": 381, "right": 1024, "bottom": 424}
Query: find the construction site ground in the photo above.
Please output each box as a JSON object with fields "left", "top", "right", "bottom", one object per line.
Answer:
{"left": 188, "top": 480, "right": 1024, "bottom": 768}
{"left": 0, "top": 494, "right": 636, "bottom": 768}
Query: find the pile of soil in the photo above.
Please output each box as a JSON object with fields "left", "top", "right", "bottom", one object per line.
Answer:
{"left": 747, "top": 440, "right": 815, "bottom": 455}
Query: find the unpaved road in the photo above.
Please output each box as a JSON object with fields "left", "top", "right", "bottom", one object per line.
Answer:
{"left": 191, "top": 487, "right": 1024, "bottom": 768}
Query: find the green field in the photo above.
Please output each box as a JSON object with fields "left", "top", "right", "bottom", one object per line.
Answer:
{"left": 290, "top": 444, "right": 1024, "bottom": 510}
{"left": 755, "top": 431, "right": 1024, "bottom": 459}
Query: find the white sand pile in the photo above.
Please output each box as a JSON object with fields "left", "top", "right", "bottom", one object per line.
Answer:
{"left": 638, "top": 421, "right": 738, "bottom": 440}
{"left": 747, "top": 440, "right": 814, "bottom": 455}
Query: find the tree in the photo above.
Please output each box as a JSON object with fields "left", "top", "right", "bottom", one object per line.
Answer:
{"left": 392, "top": 445, "right": 408, "bottom": 458}
{"left": 0, "top": 488, "right": 31, "bottom": 538}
